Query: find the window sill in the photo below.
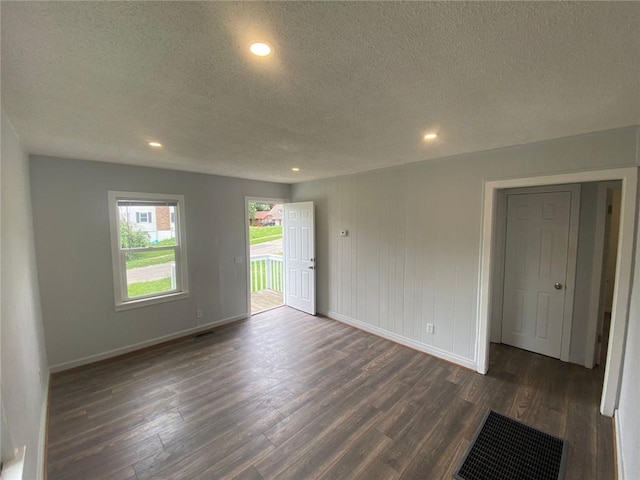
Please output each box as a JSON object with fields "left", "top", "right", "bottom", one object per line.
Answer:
{"left": 115, "top": 291, "right": 189, "bottom": 311}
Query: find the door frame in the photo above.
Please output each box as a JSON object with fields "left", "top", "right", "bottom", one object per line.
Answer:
{"left": 244, "top": 196, "right": 289, "bottom": 316}
{"left": 476, "top": 167, "right": 637, "bottom": 416}
{"left": 585, "top": 182, "right": 621, "bottom": 368}
{"left": 496, "top": 184, "right": 581, "bottom": 362}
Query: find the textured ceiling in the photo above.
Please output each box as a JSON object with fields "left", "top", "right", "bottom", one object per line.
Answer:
{"left": 2, "top": 2, "right": 639, "bottom": 183}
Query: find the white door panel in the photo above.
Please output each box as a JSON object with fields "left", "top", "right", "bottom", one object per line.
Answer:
{"left": 502, "top": 191, "right": 571, "bottom": 358}
{"left": 284, "top": 202, "right": 316, "bottom": 314}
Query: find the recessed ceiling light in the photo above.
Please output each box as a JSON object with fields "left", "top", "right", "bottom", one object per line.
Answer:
{"left": 250, "top": 42, "right": 272, "bottom": 57}
{"left": 423, "top": 132, "right": 438, "bottom": 141}
{"left": 148, "top": 141, "right": 163, "bottom": 148}
{"left": 291, "top": 167, "right": 300, "bottom": 172}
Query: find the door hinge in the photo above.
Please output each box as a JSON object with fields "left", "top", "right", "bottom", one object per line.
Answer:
{"left": 597, "top": 334, "right": 603, "bottom": 344}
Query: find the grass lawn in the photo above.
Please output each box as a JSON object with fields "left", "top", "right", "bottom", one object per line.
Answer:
{"left": 126, "top": 238, "right": 176, "bottom": 269}
{"left": 250, "top": 226, "right": 282, "bottom": 245}
{"left": 128, "top": 277, "right": 172, "bottom": 297}
{"left": 125, "top": 228, "right": 283, "bottom": 272}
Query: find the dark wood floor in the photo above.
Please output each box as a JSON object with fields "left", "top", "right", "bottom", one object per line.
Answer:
{"left": 47, "top": 307, "right": 614, "bottom": 479}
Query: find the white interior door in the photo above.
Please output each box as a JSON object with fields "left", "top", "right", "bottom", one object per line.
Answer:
{"left": 501, "top": 191, "right": 572, "bottom": 358}
{"left": 284, "top": 201, "right": 316, "bottom": 315}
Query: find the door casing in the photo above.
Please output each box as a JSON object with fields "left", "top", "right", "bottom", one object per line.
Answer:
{"left": 477, "top": 167, "right": 638, "bottom": 417}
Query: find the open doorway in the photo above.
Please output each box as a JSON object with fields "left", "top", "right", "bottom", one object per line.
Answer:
{"left": 245, "top": 197, "right": 317, "bottom": 316}
{"left": 489, "top": 181, "right": 622, "bottom": 370}
{"left": 246, "top": 198, "right": 286, "bottom": 314}
{"left": 477, "top": 167, "right": 637, "bottom": 416}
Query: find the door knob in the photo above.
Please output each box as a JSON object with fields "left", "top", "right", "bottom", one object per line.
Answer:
{"left": 308, "top": 266, "right": 315, "bottom": 270}
{"left": 554, "top": 283, "right": 563, "bottom": 290}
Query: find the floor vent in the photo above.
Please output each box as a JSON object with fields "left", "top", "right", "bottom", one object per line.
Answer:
{"left": 454, "top": 410, "right": 567, "bottom": 480}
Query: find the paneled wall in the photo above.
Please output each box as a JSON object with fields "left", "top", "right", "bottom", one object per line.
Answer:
{"left": 292, "top": 126, "right": 639, "bottom": 367}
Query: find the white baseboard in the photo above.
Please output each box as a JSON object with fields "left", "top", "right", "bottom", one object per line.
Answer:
{"left": 614, "top": 409, "right": 625, "bottom": 480}
{"left": 49, "top": 314, "right": 248, "bottom": 373}
{"left": 321, "top": 310, "right": 477, "bottom": 370}
{"left": 3, "top": 445, "right": 25, "bottom": 480}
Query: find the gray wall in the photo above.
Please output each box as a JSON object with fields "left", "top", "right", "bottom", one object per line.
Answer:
{"left": 1, "top": 111, "right": 49, "bottom": 479}
{"left": 616, "top": 128, "right": 640, "bottom": 479}
{"left": 618, "top": 230, "right": 640, "bottom": 478}
{"left": 291, "top": 126, "right": 639, "bottom": 366}
{"left": 30, "top": 156, "right": 290, "bottom": 369}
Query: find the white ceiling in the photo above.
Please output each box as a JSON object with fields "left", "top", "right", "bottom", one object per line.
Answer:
{"left": 2, "top": 2, "right": 639, "bottom": 183}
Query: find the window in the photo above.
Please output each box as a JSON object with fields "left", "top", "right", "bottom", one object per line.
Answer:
{"left": 108, "top": 191, "right": 189, "bottom": 310}
{"left": 136, "top": 211, "right": 152, "bottom": 223}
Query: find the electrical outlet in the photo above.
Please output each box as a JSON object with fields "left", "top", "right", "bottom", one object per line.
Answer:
{"left": 196, "top": 309, "right": 203, "bottom": 319}
{"left": 426, "top": 323, "right": 434, "bottom": 334}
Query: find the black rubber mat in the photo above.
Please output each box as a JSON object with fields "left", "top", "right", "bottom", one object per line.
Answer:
{"left": 453, "top": 410, "right": 567, "bottom": 480}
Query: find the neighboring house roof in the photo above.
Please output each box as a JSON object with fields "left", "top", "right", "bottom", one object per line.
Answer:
{"left": 269, "top": 204, "right": 283, "bottom": 221}
{"left": 254, "top": 211, "right": 270, "bottom": 220}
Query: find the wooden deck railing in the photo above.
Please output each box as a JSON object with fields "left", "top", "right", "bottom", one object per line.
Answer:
{"left": 250, "top": 254, "right": 284, "bottom": 293}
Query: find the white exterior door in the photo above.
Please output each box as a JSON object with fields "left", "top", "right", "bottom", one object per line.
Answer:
{"left": 501, "top": 191, "right": 572, "bottom": 358}
{"left": 284, "top": 201, "right": 316, "bottom": 315}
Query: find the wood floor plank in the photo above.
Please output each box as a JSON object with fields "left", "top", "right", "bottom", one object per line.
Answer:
{"left": 107, "top": 466, "right": 139, "bottom": 480}
{"left": 316, "top": 426, "right": 392, "bottom": 480}
{"left": 256, "top": 386, "right": 377, "bottom": 478}
{"left": 596, "top": 413, "right": 615, "bottom": 479}
{"left": 398, "top": 396, "right": 473, "bottom": 479}
{"left": 564, "top": 367, "right": 598, "bottom": 480}
{"left": 133, "top": 405, "right": 283, "bottom": 479}
{"left": 355, "top": 458, "right": 400, "bottom": 480}
{"left": 155, "top": 434, "right": 274, "bottom": 480}
{"left": 230, "top": 465, "right": 265, "bottom": 480}
{"left": 267, "top": 404, "right": 382, "bottom": 480}
{"left": 193, "top": 435, "right": 274, "bottom": 480}
{"left": 47, "top": 307, "right": 615, "bottom": 480}
{"left": 377, "top": 379, "right": 460, "bottom": 472}
{"left": 48, "top": 430, "right": 163, "bottom": 480}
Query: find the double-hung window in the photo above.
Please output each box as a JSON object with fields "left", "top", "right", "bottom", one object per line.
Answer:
{"left": 108, "top": 191, "right": 189, "bottom": 310}
{"left": 136, "top": 211, "right": 152, "bottom": 223}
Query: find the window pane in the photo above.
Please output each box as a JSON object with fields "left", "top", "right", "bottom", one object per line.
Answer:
{"left": 118, "top": 205, "right": 177, "bottom": 248}
{"left": 126, "top": 248, "right": 176, "bottom": 298}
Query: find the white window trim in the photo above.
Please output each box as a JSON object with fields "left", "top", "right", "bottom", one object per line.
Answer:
{"left": 108, "top": 191, "right": 189, "bottom": 311}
